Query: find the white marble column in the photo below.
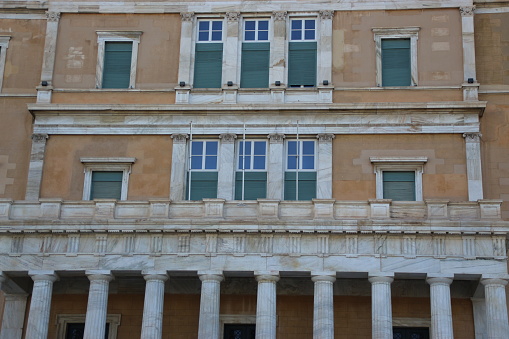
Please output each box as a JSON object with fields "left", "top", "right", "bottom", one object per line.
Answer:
{"left": 198, "top": 272, "right": 223, "bottom": 339}
{"left": 25, "top": 271, "right": 58, "bottom": 339}
{"left": 427, "top": 275, "right": 454, "bottom": 339}
{"left": 177, "top": 13, "right": 194, "bottom": 85}
{"left": 217, "top": 134, "right": 236, "bottom": 200}
{"left": 223, "top": 12, "right": 240, "bottom": 86}
{"left": 267, "top": 134, "right": 285, "bottom": 200}
{"left": 141, "top": 271, "right": 168, "bottom": 339}
{"left": 481, "top": 277, "right": 509, "bottom": 339}
{"left": 37, "top": 11, "right": 60, "bottom": 103}
{"left": 25, "top": 134, "right": 49, "bottom": 200}
{"left": 84, "top": 271, "right": 114, "bottom": 339}
{"left": 368, "top": 274, "right": 394, "bottom": 339}
{"left": 463, "top": 133, "right": 483, "bottom": 201}
{"left": 316, "top": 134, "right": 335, "bottom": 199}
{"left": 317, "top": 11, "right": 334, "bottom": 85}
{"left": 460, "top": 6, "right": 479, "bottom": 101}
{"left": 270, "top": 12, "right": 287, "bottom": 87}
{"left": 255, "top": 272, "right": 280, "bottom": 339}
{"left": 312, "top": 273, "right": 336, "bottom": 339}
{"left": 471, "top": 298, "right": 487, "bottom": 339}
{"left": 170, "top": 133, "right": 189, "bottom": 201}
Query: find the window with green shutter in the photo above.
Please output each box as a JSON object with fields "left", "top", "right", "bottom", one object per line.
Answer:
{"left": 102, "top": 42, "right": 133, "bottom": 89}
{"left": 383, "top": 171, "right": 416, "bottom": 201}
{"left": 186, "top": 172, "right": 218, "bottom": 200}
{"left": 187, "top": 140, "right": 219, "bottom": 200}
{"left": 284, "top": 172, "right": 317, "bottom": 200}
{"left": 90, "top": 171, "right": 123, "bottom": 200}
{"left": 241, "top": 20, "right": 270, "bottom": 88}
{"left": 285, "top": 140, "right": 316, "bottom": 200}
{"left": 194, "top": 20, "right": 223, "bottom": 88}
{"left": 381, "top": 38, "right": 411, "bottom": 87}
{"left": 288, "top": 19, "right": 317, "bottom": 88}
{"left": 235, "top": 140, "right": 267, "bottom": 200}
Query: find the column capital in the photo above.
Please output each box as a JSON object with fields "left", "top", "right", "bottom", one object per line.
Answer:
{"left": 199, "top": 272, "right": 224, "bottom": 282}
{"left": 268, "top": 133, "right": 285, "bottom": 144}
{"left": 29, "top": 270, "right": 58, "bottom": 282}
{"left": 463, "top": 132, "right": 482, "bottom": 142}
{"left": 171, "top": 133, "right": 189, "bottom": 144}
{"left": 368, "top": 274, "right": 394, "bottom": 284}
{"left": 481, "top": 277, "right": 509, "bottom": 287}
{"left": 272, "top": 11, "right": 287, "bottom": 21}
{"left": 311, "top": 274, "right": 336, "bottom": 283}
{"left": 426, "top": 276, "right": 453, "bottom": 285}
{"left": 255, "top": 273, "right": 280, "bottom": 283}
{"left": 142, "top": 271, "right": 169, "bottom": 282}
{"left": 31, "top": 133, "right": 49, "bottom": 143}
{"left": 219, "top": 133, "right": 237, "bottom": 143}
{"left": 460, "top": 6, "right": 476, "bottom": 17}
{"left": 226, "top": 12, "right": 241, "bottom": 22}
{"left": 316, "top": 133, "right": 335, "bottom": 142}
{"left": 180, "top": 12, "right": 194, "bottom": 21}
{"left": 45, "top": 11, "right": 60, "bottom": 22}
{"left": 86, "top": 270, "right": 114, "bottom": 282}
{"left": 319, "top": 10, "right": 334, "bottom": 20}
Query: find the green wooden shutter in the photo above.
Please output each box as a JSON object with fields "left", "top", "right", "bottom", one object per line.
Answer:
{"left": 284, "top": 172, "right": 317, "bottom": 200}
{"left": 383, "top": 171, "right": 415, "bottom": 201}
{"left": 187, "top": 172, "right": 218, "bottom": 200}
{"left": 381, "top": 39, "right": 411, "bottom": 87}
{"left": 90, "top": 171, "right": 123, "bottom": 199}
{"left": 235, "top": 172, "right": 267, "bottom": 200}
{"left": 102, "top": 42, "right": 133, "bottom": 89}
{"left": 288, "top": 42, "right": 317, "bottom": 87}
{"left": 194, "top": 43, "right": 223, "bottom": 88}
{"left": 241, "top": 43, "right": 270, "bottom": 88}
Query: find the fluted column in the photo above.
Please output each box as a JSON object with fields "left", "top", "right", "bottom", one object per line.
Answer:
{"left": 427, "top": 275, "right": 454, "bottom": 339}
{"left": 312, "top": 274, "right": 336, "bottom": 339}
{"left": 141, "top": 272, "right": 168, "bottom": 339}
{"left": 84, "top": 271, "right": 114, "bottom": 339}
{"left": 368, "top": 274, "right": 394, "bottom": 339}
{"left": 25, "top": 271, "right": 58, "bottom": 339}
{"left": 481, "top": 277, "right": 509, "bottom": 339}
{"left": 255, "top": 272, "right": 280, "bottom": 339}
{"left": 198, "top": 272, "right": 224, "bottom": 339}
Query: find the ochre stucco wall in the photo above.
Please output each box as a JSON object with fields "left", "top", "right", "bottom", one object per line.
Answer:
{"left": 53, "top": 14, "right": 181, "bottom": 92}
{"left": 332, "top": 134, "right": 468, "bottom": 201}
{"left": 40, "top": 135, "right": 173, "bottom": 200}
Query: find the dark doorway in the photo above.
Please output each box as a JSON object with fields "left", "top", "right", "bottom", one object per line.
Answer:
{"left": 65, "top": 323, "right": 109, "bottom": 339}
{"left": 393, "top": 327, "right": 430, "bottom": 339}
{"left": 224, "top": 324, "right": 256, "bottom": 339}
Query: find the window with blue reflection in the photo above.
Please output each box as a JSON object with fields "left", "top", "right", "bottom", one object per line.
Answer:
{"left": 244, "top": 20, "right": 269, "bottom": 41}
{"left": 287, "top": 140, "right": 315, "bottom": 170}
{"left": 290, "top": 19, "right": 316, "bottom": 41}
{"left": 198, "top": 20, "right": 223, "bottom": 42}
{"left": 191, "top": 141, "right": 218, "bottom": 170}
{"left": 238, "top": 141, "right": 266, "bottom": 170}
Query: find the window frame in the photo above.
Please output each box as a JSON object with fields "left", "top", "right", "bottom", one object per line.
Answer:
{"left": 243, "top": 19, "right": 270, "bottom": 42}
{"left": 196, "top": 19, "right": 224, "bottom": 43}
{"left": 237, "top": 140, "right": 267, "bottom": 171}
{"left": 81, "top": 157, "right": 136, "bottom": 201}
{"left": 0, "top": 36, "right": 11, "bottom": 93}
{"left": 189, "top": 140, "right": 219, "bottom": 171}
{"left": 95, "top": 31, "right": 142, "bottom": 89}
{"left": 372, "top": 27, "right": 419, "bottom": 87}
{"left": 285, "top": 139, "right": 317, "bottom": 171}
{"left": 289, "top": 18, "right": 317, "bottom": 42}
{"left": 370, "top": 156, "right": 427, "bottom": 201}
{"left": 56, "top": 314, "right": 121, "bottom": 339}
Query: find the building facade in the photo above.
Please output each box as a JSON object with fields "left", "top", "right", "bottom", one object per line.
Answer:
{"left": 0, "top": 0, "right": 509, "bottom": 338}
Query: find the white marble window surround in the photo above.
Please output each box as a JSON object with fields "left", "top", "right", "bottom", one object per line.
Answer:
{"left": 56, "top": 314, "right": 121, "bottom": 339}
{"left": 81, "top": 157, "right": 136, "bottom": 201}
{"left": 370, "top": 156, "right": 427, "bottom": 201}
{"left": 95, "top": 31, "right": 142, "bottom": 89}
{"left": 0, "top": 36, "right": 11, "bottom": 93}
{"left": 372, "top": 27, "right": 420, "bottom": 87}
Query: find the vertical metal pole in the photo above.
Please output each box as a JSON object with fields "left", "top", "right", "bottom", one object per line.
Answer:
{"left": 187, "top": 121, "right": 193, "bottom": 200}
{"left": 242, "top": 124, "right": 246, "bottom": 200}
{"left": 296, "top": 120, "right": 299, "bottom": 200}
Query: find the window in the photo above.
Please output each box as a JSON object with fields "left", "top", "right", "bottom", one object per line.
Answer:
{"left": 241, "top": 20, "right": 270, "bottom": 88}
{"left": 285, "top": 140, "right": 316, "bottom": 200}
{"left": 288, "top": 19, "right": 317, "bottom": 87}
{"left": 194, "top": 20, "right": 223, "bottom": 88}
{"left": 372, "top": 27, "right": 419, "bottom": 87}
{"left": 0, "top": 36, "right": 10, "bottom": 93}
{"left": 393, "top": 327, "right": 429, "bottom": 339}
{"left": 81, "top": 158, "right": 136, "bottom": 200}
{"left": 187, "top": 140, "right": 219, "bottom": 200}
{"left": 95, "top": 31, "right": 142, "bottom": 89}
{"left": 56, "top": 314, "right": 120, "bottom": 339}
{"left": 371, "top": 157, "right": 427, "bottom": 201}
{"left": 224, "top": 324, "right": 256, "bottom": 339}
{"left": 235, "top": 140, "right": 267, "bottom": 200}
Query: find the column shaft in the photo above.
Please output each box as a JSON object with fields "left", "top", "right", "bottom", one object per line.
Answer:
{"left": 270, "top": 12, "right": 286, "bottom": 86}
{"left": 141, "top": 273, "right": 168, "bottom": 339}
{"left": 223, "top": 13, "right": 240, "bottom": 85}
{"left": 25, "top": 134, "right": 49, "bottom": 200}
{"left": 25, "top": 272, "right": 58, "bottom": 339}
{"left": 177, "top": 13, "right": 194, "bottom": 85}
{"left": 463, "top": 133, "right": 483, "bottom": 201}
{"left": 369, "top": 275, "right": 393, "bottom": 339}
{"left": 481, "top": 278, "right": 509, "bottom": 339}
{"left": 427, "top": 276, "right": 454, "bottom": 339}
{"left": 312, "top": 275, "right": 335, "bottom": 339}
{"left": 255, "top": 273, "right": 279, "bottom": 339}
{"left": 84, "top": 272, "right": 114, "bottom": 339}
{"left": 217, "top": 134, "right": 236, "bottom": 200}
{"left": 316, "top": 134, "right": 334, "bottom": 199}
{"left": 198, "top": 273, "right": 223, "bottom": 339}
{"left": 317, "top": 11, "right": 334, "bottom": 83}
{"left": 170, "top": 134, "right": 189, "bottom": 201}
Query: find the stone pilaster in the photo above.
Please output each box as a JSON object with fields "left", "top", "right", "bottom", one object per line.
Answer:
{"left": 463, "top": 133, "right": 483, "bottom": 201}
{"left": 317, "top": 11, "right": 334, "bottom": 87}
{"left": 471, "top": 298, "right": 487, "bottom": 339}
{"left": 267, "top": 133, "right": 285, "bottom": 199}
{"left": 198, "top": 272, "right": 224, "bottom": 339}
{"left": 177, "top": 12, "right": 194, "bottom": 84}
{"left": 255, "top": 272, "right": 280, "bottom": 339}
{"left": 37, "top": 12, "right": 60, "bottom": 103}
{"left": 427, "top": 275, "right": 454, "bottom": 339}
{"left": 460, "top": 6, "right": 478, "bottom": 101}
{"left": 217, "top": 134, "right": 237, "bottom": 200}
{"left": 170, "top": 133, "right": 189, "bottom": 201}
{"left": 141, "top": 272, "right": 168, "bottom": 339}
{"left": 316, "top": 134, "right": 334, "bottom": 199}
{"left": 368, "top": 274, "right": 394, "bottom": 339}
{"left": 25, "top": 134, "right": 49, "bottom": 200}
{"left": 312, "top": 274, "right": 336, "bottom": 339}
{"left": 481, "top": 277, "right": 509, "bottom": 339}
{"left": 223, "top": 12, "right": 240, "bottom": 88}
{"left": 25, "top": 271, "right": 58, "bottom": 339}
{"left": 270, "top": 12, "right": 287, "bottom": 87}
{"left": 0, "top": 294, "right": 27, "bottom": 339}
{"left": 84, "top": 271, "right": 114, "bottom": 339}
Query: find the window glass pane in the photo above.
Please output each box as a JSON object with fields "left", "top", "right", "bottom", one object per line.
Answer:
{"left": 242, "top": 156, "right": 251, "bottom": 170}
{"left": 192, "top": 141, "right": 203, "bottom": 155}
{"left": 302, "top": 141, "right": 314, "bottom": 154}
{"left": 206, "top": 141, "right": 218, "bottom": 155}
{"left": 291, "top": 20, "right": 302, "bottom": 29}
{"left": 304, "top": 29, "right": 315, "bottom": 40}
{"left": 253, "top": 156, "right": 265, "bottom": 169}
{"left": 254, "top": 141, "right": 266, "bottom": 155}
{"left": 302, "top": 155, "right": 314, "bottom": 169}
{"left": 245, "top": 31, "right": 255, "bottom": 41}
{"left": 205, "top": 155, "right": 217, "bottom": 169}
{"left": 258, "top": 31, "right": 268, "bottom": 41}
{"left": 258, "top": 20, "right": 269, "bottom": 30}
{"left": 212, "top": 21, "right": 223, "bottom": 30}
{"left": 199, "top": 21, "right": 209, "bottom": 30}
{"left": 291, "top": 30, "right": 302, "bottom": 41}
{"left": 245, "top": 21, "right": 256, "bottom": 30}
{"left": 211, "top": 31, "right": 222, "bottom": 41}
{"left": 305, "top": 20, "right": 315, "bottom": 29}
{"left": 198, "top": 32, "right": 209, "bottom": 41}
{"left": 288, "top": 141, "right": 297, "bottom": 155}
{"left": 287, "top": 155, "right": 297, "bottom": 169}
{"left": 191, "top": 156, "right": 202, "bottom": 170}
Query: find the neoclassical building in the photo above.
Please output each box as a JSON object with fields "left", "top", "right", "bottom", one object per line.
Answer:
{"left": 0, "top": 0, "right": 509, "bottom": 338}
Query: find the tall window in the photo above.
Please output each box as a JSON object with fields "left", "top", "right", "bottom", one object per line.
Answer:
{"left": 194, "top": 20, "right": 223, "bottom": 88}
{"left": 288, "top": 19, "right": 317, "bottom": 88}
{"left": 241, "top": 20, "right": 270, "bottom": 88}
{"left": 381, "top": 39, "right": 411, "bottom": 86}
{"left": 187, "top": 140, "right": 219, "bottom": 200}
{"left": 284, "top": 140, "right": 316, "bottom": 200}
{"left": 382, "top": 171, "right": 415, "bottom": 201}
{"left": 0, "top": 36, "right": 11, "bottom": 93}
{"left": 235, "top": 140, "right": 267, "bottom": 200}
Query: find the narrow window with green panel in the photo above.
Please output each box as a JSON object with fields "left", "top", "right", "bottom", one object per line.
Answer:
{"left": 381, "top": 38, "right": 411, "bottom": 87}
{"left": 241, "top": 20, "right": 270, "bottom": 88}
{"left": 90, "top": 171, "right": 123, "bottom": 200}
{"left": 284, "top": 140, "right": 316, "bottom": 200}
{"left": 194, "top": 20, "right": 223, "bottom": 88}
{"left": 102, "top": 41, "right": 133, "bottom": 89}
{"left": 187, "top": 140, "right": 219, "bottom": 200}
{"left": 236, "top": 140, "right": 267, "bottom": 200}
{"left": 288, "top": 19, "right": 317, "bottom": 88}
{"left": 382, "top": 171, "right": 416, "bottom": 201}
